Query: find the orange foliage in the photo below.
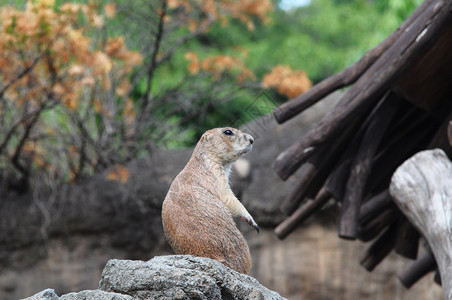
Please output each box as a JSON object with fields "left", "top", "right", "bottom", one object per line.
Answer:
{"left": 184, "top": 52, "right": 200, "bottom": 75}
{"left": 262, "top": 65, "right": 312, "bottom": 99}
{"left": 176, "top": 2, "right": 312, "bottom": 95}
{"left": 0, "top": 1, "right": 142, "bottom": 110}
{"left": 184, "top": 52, "right": 256, "bottom": 84}
{"left": 168, "top": 0, "right": 273, "bottom": 32}
{"left": 104, "top": 4, "right": 116, "bottom": 19}
{"left": 106, "top": 165, "right": 130, "bottom": 184}
{"left": 0, "top": 1, "right": 142, "bottom": 181}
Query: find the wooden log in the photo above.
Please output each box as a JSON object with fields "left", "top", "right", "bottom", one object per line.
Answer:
{"left": 279, "top": 159, "right": 323, "bottom": 215}
{"left": 427, "top": 111, "right": 452, "bottom": 157}
{"left": 392, "top": 24, "right": 452, "bottom": 113}
{"left": 274, "top": 121, "right": 367, "bottom": 238}
{"left": 374, "top": 99, "right": 421, "bottom": 151}
{"left": 272, "top": 0, "right": 436, "bottom": 124}
{"left": 274, "top": 138, "right": 361, "bottom": 238}
{"left": 319, "top": 113, "right": 371, "bottom": 201}
{"left": 358, "top": 189, "right": 393, "bottom": 225}
{"left": 280, "top": 120, "right": 354, "bottom": 215}
{"left": 272, "top": 86, "right": 379, "bottom": 181}
{"left": 274, "top": 187, "right": 331, "bottom": 239}
{"left": 339, "top": 92, "right": 398, "bottom": 239}
{"left": 272, "top": 0, "right": 452, "bottom": 180}
{"left": 365, "top": 114, "right": 438, "bottom": 195}
{"left": 360, "top": 221, "right": 398, "bottom": 271}
{"left": 448, "top": 121, "right": 452, "bottom": 147}
{"left": 390, "top": 149, "right": 452, "bottom": 299}
{"left": 307, "top": 91, "right": 389, "bottom": 203}
{"left": 394, "top": 217, "right": 420, "bottom": 259}
{"left": 434, "top": 271, "right": 442, "bottom": 286}
{"left": 358, "top": 207, "right": 399, "bottom": 242}
{"left": 397, "top": 251, "right": 437, "bottom": 288}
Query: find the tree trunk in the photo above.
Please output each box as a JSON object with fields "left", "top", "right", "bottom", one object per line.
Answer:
{"left": 390, "top": 149, "right": 452, "bottom": 300}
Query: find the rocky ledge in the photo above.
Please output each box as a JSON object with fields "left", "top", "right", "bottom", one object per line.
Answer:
{"left": 24, "top": 255, "right": 285, "bottom": 300}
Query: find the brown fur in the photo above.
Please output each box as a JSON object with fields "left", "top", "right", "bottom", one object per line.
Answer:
{"left": 162, "top": 127, "right": 255, "bottom": 274}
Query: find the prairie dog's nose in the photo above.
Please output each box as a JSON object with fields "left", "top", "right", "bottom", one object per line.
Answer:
{"left": 245, "top": 134, "right": 254, "bottom": 144}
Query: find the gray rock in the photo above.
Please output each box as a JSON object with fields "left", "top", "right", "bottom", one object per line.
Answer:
{"left": 22, "top": 289, "right": 59, "bottom": 300}
{"left": 99, "top": 255, "right": 286, "bottom": 300}
{"left": 23, "top": 288, "right": 134, "bottom": 300}
{"left": 60, "top": 290, "right": 133, "bottom": 300}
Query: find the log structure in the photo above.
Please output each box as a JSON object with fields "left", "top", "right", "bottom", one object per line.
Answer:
{"left": 390, "top": 149, "right": 452, "bottom": 300}
{"left": 273, "top": 0, "right": 452, "bottom": 292}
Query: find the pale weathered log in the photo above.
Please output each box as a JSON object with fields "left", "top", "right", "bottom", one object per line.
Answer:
{"left": 390, "top": 149, "right": 452, "bottom": 299}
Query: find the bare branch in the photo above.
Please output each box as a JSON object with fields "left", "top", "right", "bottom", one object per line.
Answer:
{"left": 142, "top": 0, "right": 168, "bottom": 111}
{"left": 0, "top": 55, "right": 42, "bottom": 100}
{"left": 157, "top": 16, "right": 214, "bottom": 65}
{"left": 0, "top": 100, "right": 57, "bottom": 154}
{"left": 11, "top": 102, "right": 49, "bottom": 179}
{"left": 69, "top": 111, "right": 110, "bottom": 170}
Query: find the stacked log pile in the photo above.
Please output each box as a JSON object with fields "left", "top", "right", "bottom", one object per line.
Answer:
{"left": 273, "top": 0, "right": 452, "bottom": 290}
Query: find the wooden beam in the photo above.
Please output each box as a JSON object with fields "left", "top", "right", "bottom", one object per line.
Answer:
{"left": 392, "top": 25, "right": 452, "bottom": 113}
{"left": 339, "top": 93, "right": 398, "bottom": 239}
{"left": 358, "top": 208, "right": 399, "bottom": 242}
{"left": 397, "top": 251, "right": 436, "bottom": 288}
{"left": 365, "top": 113, "right": 438, "bottom": 195}
{"left": 280, "top": 121, "right": 353, "bottom": 215}
{"left": 360, "top": 221, "right": 398, "bottom": 271}
{"left": 274, "top": 187, "right": 331, "bottom": 239}
{"left": 358, "top": 189, "right": 393, "bottom": 225}
{"left": 427, "top": 111, "right": 452, "bottom": 157}
{"left": 448, "top": 121, "right": 452, "bottom": 147}
{"left": 394, "top": 217, "right": 420, "bottom": 260}
{"left": 316, "top": 111, "right": 371, "bottom": 201}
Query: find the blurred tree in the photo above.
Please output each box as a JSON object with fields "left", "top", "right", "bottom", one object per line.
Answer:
{"left": 0, "top": 1, "right": 143, "bottom": 194}
{"left": 111, "top": 0, "right": 284, "bottom": 147}
{"left": 0, "top": 0, "right": 309, "bottom": 195}
{"left": 0, "top": 0, "right": 422, "bottom": 194}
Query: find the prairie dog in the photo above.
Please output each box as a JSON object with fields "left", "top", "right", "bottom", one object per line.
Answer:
{"left": 162, "top": 127, "right": 258, "bottom": 274}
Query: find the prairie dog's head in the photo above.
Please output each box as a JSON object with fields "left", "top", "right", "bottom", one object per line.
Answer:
{"left": 197, "top": 127, "right": 254, "bottom": 164}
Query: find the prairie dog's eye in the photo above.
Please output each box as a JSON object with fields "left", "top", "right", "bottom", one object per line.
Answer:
{"left": 223, "top": 129, "right": 234, "bottom": 136}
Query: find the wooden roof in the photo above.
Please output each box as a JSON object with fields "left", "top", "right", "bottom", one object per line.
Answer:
{"left": 272, "top": 0, "right": 452, "bottom": 289}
